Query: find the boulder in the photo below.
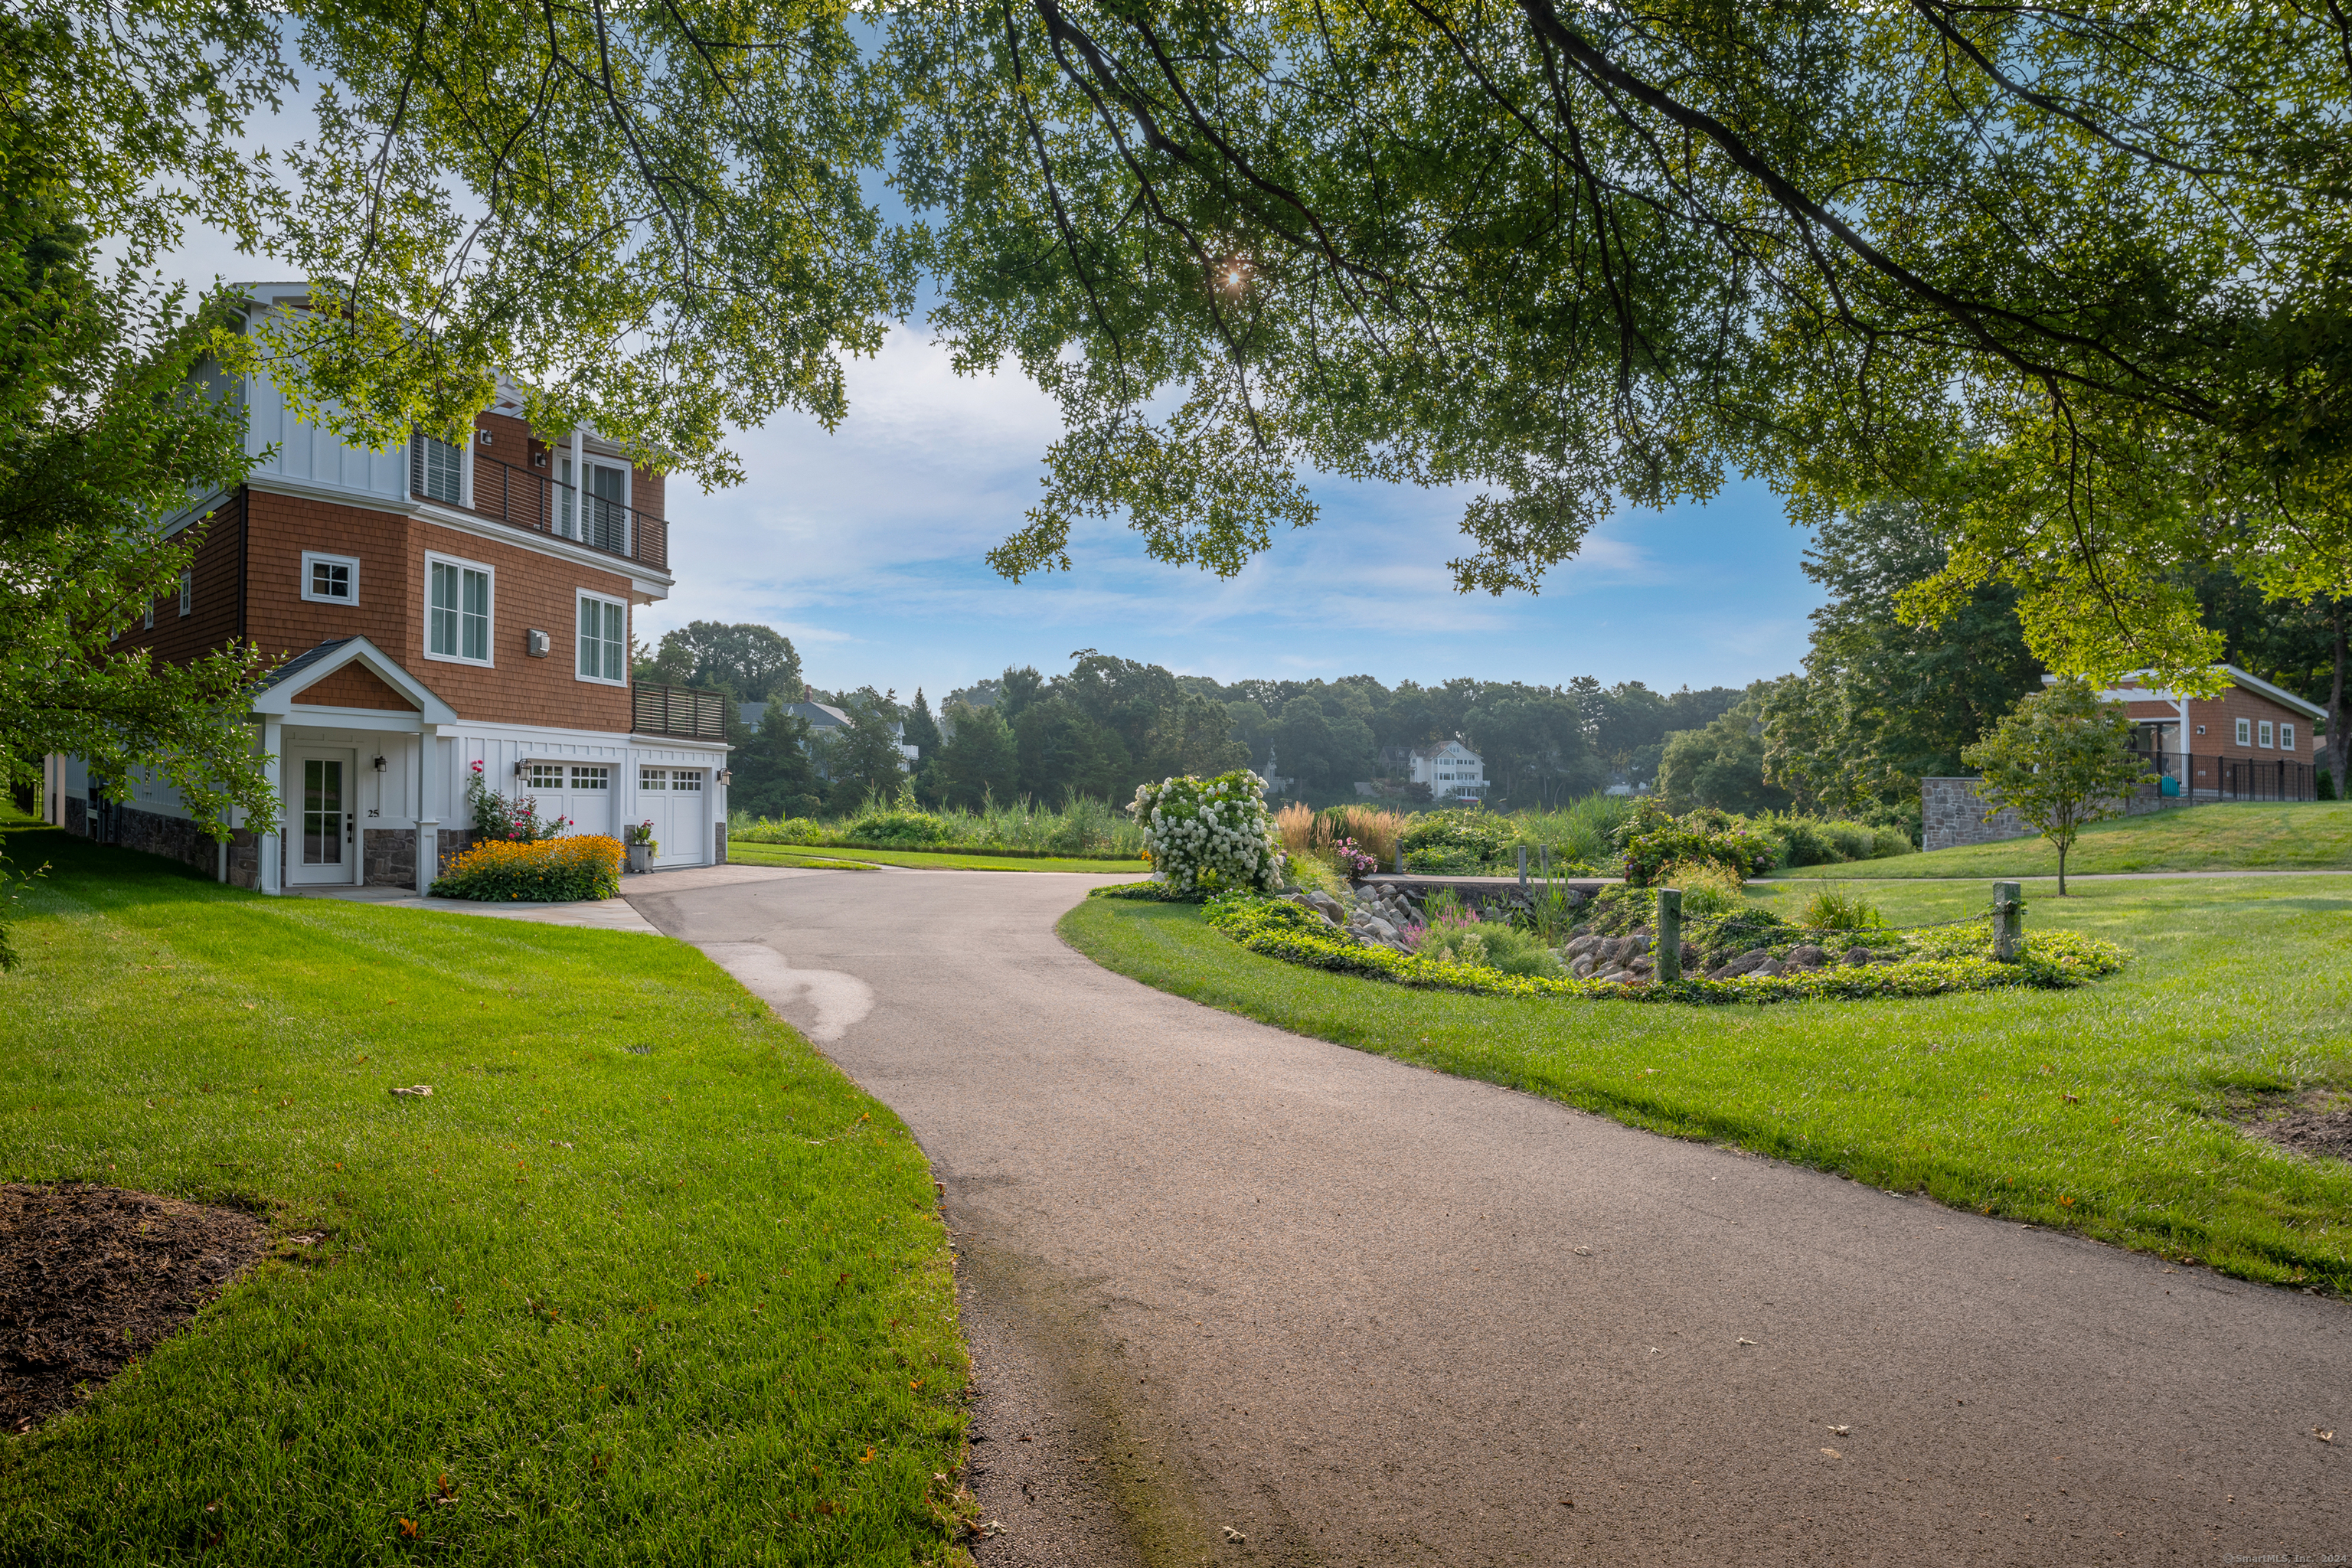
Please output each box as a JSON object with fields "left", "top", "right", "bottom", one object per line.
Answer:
{"left": 1564, "top": 934, "right": 1601, "bottom": 959}
{"left": 1786, "top": 944, "right": 1827, "bottom": 969}
{"left": 1843, "top": 946, "right": 1874, "bottom": 966}
{"left": 1572, "top": 956, "right": 1598, "bottom": 979}
{"left": 1754, "top": 957, "right": 1786, "bottom": 978}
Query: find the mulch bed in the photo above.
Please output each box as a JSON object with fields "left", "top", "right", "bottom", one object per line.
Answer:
{"left": 0, "top": 1183, "right": 270, "bottom": 1433}
{"left": 2244, "top": 1091, "right": 2352, "bottom": 1164}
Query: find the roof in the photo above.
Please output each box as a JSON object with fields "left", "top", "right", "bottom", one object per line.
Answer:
{"left": 247, "top": 635, "right": 459, "bottom": 725}
{"left": 255, "top": 638, "right": 356, "bottom": 692}
{"left": 1412, "top": 741, "right": 1480, "bottom": 760}
{"left": 2058, "top": 665, "right": 2327, "bottom": 722}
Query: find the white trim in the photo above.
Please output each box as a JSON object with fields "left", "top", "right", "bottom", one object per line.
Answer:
{"left": 2282, "top": 722, "right": 2298, "bottom": 753}
{"left": 2236, "top": 717, "right": 2252, "bottom": 747}
{"left": 301, "top": 550, "right": 361, "bottom": 606}
{"left": 423, "top": 550, "right": 495, "bottom": 667}
{"left": 249, "top": 635, "right": 459, "bottom": 726}
{"left": 2066, "top": 663, "right": 2328, "bottom": 722}
{"left": 575, "top": 590, "right": 629, "bottom": 686}
{"left": 178, "top": 569, "right": 194, "bottom": 616}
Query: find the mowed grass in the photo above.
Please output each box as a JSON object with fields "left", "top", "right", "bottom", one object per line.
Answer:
{"left": 1063, "top": 875, "right": 2352, "bottom": 1292}
{"left": 1764, "top": 800, "right": 2352, "bottom": 879}
{"left": 728, "top": 841, "right": 1144, "bottom": 874}
{"left": 0, "top": 828, "right": 971, "bottom": 1567}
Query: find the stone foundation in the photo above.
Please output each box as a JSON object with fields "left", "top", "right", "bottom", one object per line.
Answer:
{"left": 433, "top": 830, "right": 480, "bottom": 877}
{"left": 64, "top": 797, "right": 86, "bottom": 836}
{"left": 227, "top": 829, "right": 260, "bottom": 890}
{"left": 114, "top": 805, "right": 220, "bottom": 878}
{"left": 714, "top": 821, "right": 728, "bottom": 865}
{"left": 363, "top": 828, "right": 416, "bottom": 887}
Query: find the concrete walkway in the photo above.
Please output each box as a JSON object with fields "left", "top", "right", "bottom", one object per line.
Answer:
{"left": 626, "top": 864, "right": 2350, "bottom": 1567}
{"left": 289, "top": 878, "right": 668, "bottom": 933}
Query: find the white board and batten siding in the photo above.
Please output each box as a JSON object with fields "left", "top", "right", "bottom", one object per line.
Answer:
{"left": 443, "top": 727, "right": 726, "bottom": 867}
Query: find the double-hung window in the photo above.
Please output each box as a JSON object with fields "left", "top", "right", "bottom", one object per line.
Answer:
{"left": 2259, "top": 720, "right": 2275, "bottom": 749}
{"left": 178, "top": 570, "right": 194, "bottom": 617}
{"left": 426, "top": 554, "right": 492, "bottom": 665}
{"left": 2282, "top": 723, "right": 2297, "bottom": 752}
{"left": 411, "top": 432, "right": 465, "bottom": 505}
{"left": 2236, "top": 717, "right": 2252, "bottom": 747}
{"left": 577, "top": 593, "right": 626, "bottom": 684}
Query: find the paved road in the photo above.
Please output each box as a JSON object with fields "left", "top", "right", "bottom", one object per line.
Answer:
{"left": 627, "top": 864, "right": 2349, "bottom": 1566}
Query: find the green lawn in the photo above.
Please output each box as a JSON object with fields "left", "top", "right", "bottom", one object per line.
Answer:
{"left": 1063, "top": 876, "right": 2352, "bottom": 1292}
{"left": 1766, "top": 801, "right": 2352, "bottom": 879}
{"left": 729, "top": 841, "right": 1145, "bottom": 874}
{"left": 0, "top": 827, "right": 972, "bottom": 1566}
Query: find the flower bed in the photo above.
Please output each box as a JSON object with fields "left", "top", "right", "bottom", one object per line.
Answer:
{"left": 1194, "top": 893, "right": 2127, "bottom": 1004}
{"left": 430, "top": 835, "right": 625, "bottom": 902}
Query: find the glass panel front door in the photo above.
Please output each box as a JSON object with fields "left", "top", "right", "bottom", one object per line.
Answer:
{"left": 302, "top": 758, "right": 345, "bottom": 864}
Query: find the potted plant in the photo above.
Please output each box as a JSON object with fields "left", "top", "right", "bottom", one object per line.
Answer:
{"left": 623, "top": 820, "right": 658, "bottom": 873}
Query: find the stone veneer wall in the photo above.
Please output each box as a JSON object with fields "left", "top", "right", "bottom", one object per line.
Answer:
{"left": 1923, "top": 776, "right": 2184, "bottom": 851}
{"left": 362, "top": 828, "right": 416, "bottom": 887}
{"left": 714, "top": 821, "right": 728, "bottom": 865}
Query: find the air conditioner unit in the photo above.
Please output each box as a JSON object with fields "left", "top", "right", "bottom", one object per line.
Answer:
{"left": 525, "top": 629, "right": 550, "bottom": 658}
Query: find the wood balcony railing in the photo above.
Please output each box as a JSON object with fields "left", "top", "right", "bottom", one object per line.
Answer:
{"left": 632, "top": 684, "right": 727, "bottom": 740}
{"left": 417, "top": 447, "right": 668, "bottom": 573}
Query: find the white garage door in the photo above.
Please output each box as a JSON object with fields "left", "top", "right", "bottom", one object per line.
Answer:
{"left": 638, "top": 766, "right": 708, "bottom": 867}
{"left": 521, "top": 762, "right": 616, "bottom": 839}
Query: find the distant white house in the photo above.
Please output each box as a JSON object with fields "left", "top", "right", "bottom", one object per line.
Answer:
{"left": 1410, "top": 740, "right": 1486, "bottom": 802}
{"left": 741, "top": 697, "right": 918, "bottom": 772}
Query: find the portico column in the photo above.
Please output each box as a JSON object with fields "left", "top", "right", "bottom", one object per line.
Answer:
{"left": 414, "top": 723, "right": 439, "bottom": 894}
{"left": 260, "top": 715, "right": 283, "bottom": 896}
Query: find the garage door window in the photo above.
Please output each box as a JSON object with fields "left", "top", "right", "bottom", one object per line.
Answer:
{"left": 641, "top": 768, "right": 668, "bottom": 789}
{"left": 571, "top": 766, "right": 609, "bottom": 790}
{"left": 672, "top": 771, "right": 703, "bottom": 792}
{"left": 526, "top": 763, "right": 564, "bottom": 790}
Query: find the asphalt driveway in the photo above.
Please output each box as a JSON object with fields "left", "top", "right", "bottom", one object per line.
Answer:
{"left": 626, "top": 863, "right": 2347, "bottom": 1566}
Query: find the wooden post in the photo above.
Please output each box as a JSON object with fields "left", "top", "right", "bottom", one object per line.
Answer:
{"left": 1539, "top": 844, "right": 1549, "bottom": 877}
{"left": 1993, "top": 880, "right": 2023, "bottom": 961}
{"left": 1517, "top": 844, "right": 1528, "bottom": 887}
{"left": 1655, "top": 888, "right": 1682, "bottom": 982}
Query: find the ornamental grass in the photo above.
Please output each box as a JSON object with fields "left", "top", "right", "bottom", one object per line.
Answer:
{"left": 430, "top": 835, "right": 624, "bottom": 902}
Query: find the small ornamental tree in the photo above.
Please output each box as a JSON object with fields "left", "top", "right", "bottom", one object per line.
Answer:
{"left": 1962, "top": 677, "right": 2150, "bottom": 894}
{"left": 1132, "top": 770, "right": 1284, "bottom": 897}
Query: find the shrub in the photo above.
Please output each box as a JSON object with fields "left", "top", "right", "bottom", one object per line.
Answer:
{"left": 843, "top": 807, "right": 952, "bottom": 845}
{"left": 1133, "top": 771, "right": 1285, "bottom": 896}
{"left": 462, "top": 760, "right": 568, "bottom": 842}
{"left": 1404, "top": 845, "right": 1486, "bottom": 875}
{"left": 1399, "top": 808, "right": 1517, "bottom": 872}
{"left": 1417, "top": 916, "right": 1564, "bottom": 978}
{"left": 1658, "top": 859, "right": 1746, "bottom": 918}
{"left": 1282, "top": 853, "right": 1349, "bottom": 900}
{"left": 1617, "top": 803, "right": 1775, "bottom": 885}
{"left": 2321, "top": 769, "right": 2339, "bottom": 802}
{"left": 1797, "top": 884, "right": 1885, "bottom": 932}
{"left": 432, "top": 836, "right": 623, "bottom": 902}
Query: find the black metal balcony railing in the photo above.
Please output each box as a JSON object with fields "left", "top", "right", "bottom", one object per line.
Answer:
{"left": 2134, "top": 750, "right": 2318, "bottom": 803}
{"left": 633, "top": 684, "right": 726, "bottom": 741}
{"left": 413, "top": 446, "right": 669, "bottom": 573}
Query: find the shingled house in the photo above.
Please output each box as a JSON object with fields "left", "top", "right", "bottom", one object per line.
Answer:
{"left": 37, "top": 283, "right": 730, "bottom": 893}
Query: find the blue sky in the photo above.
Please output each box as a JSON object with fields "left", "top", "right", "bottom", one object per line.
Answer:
{"left": 657, "top": 326, "right": 1825, "bottom": 704}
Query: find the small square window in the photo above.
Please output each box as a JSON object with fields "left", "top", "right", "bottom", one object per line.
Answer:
{"left": 178, "top": 570, "right": 193, "bottom": 617}
{"left": 640, "top": 768, "right": 668, "bottom": 790}
{"left": 571, "top": 766, "right": 609, "bottom": 790}
{"left": 302, "top": 552, "right": 359, "bottom": 604}
{"left": 525, "top": 763, "right": 564, "bottom": 791}
{"left": 2281, "top": 723, "right": 2296, "bottom": 752}
{"left": 2236, "top": 717, "right": 2252, "bottom": 747}
{"left": 2259, "top": 720, "right": 2275, "bottom": 749}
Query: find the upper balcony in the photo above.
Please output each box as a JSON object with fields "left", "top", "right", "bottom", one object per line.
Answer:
{"left": 410, "top": 439, "right": 668, "bottom": 574}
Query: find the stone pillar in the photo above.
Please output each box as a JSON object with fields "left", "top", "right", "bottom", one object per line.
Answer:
{"left": 1655, "top": 888, "right": 1683, "bottom": 982}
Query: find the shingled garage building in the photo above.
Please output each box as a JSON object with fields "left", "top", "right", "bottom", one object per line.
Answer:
{"left": 38, "top": 282, "right": 732, "bottom": 892}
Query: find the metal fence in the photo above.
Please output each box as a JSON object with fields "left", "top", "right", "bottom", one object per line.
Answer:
{"left": 2135, "top": 750, "right": 2318, "bottom": 803}
{"left": 416, "top": 446, "right": 670, "bottom": 572}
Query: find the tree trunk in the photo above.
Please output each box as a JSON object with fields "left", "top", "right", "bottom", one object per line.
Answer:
{"left": 2056, "top": 841, "right": 2068, "bottom": 897}
{"left": 2328, "top": 600, "right": 2348, "bottom": 799}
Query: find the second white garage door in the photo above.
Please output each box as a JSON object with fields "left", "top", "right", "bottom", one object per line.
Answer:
{"left": 638, "top": 766, "right": 709, "bottom": 867}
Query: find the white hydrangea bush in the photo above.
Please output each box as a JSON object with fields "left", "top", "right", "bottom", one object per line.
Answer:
{"left": 1132, "top": 770, "right": 1285, "bottom": 896}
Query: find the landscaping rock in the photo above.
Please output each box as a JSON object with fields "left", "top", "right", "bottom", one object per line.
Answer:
{"left": 1754, "top": 957, "right": 1786, "bottom": 978}
{"left": 1572, "top": 956, "right": 1598, "bottom": 979}
{"left": 1786, "top": 945, "right": 1827, "bottom": 970}
{"left": 1843, "top": 946, "right": 1875, "bottom": 966}
{"left": 1563, "top": 934, "right": 1601, "bottom": 959}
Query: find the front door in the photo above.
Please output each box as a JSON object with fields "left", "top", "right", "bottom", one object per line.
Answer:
{"left": 287, "top": 750, "right": 358, "bottom": 885}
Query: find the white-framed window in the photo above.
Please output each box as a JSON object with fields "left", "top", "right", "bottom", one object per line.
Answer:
{"left": 426, "top": 553, "right": 492, "bottom": 665}
{"left": 302, "top": 550, "right": 359, "bottom": 605}
{"left": 411, "top": 431, "right": 466, "bottom": 505}
{"left": 2282, "top": 723, "right": 2296, "bottom": 752}
{"left": 570, "top": 766, "right": 609, "bottom": 790}
{"left": 640, "top": 767, "right": 668, "bottom": 790}
{"left": 2259, "top": 720, "right": 2275, "bottom": 749}
{"left": 672, "top": 770, "right": 703, "bottom": 792}
{"left": 525, "top": 763, "right": 564, "bottom": 790}
{"left": 2236, "top": 717, "right": 2252, "bottom": 747}
{"left": 577, "top": 593, "right": 627, "bottom": 684}
{"left": 178, "top": 570, "right": 193, "bottom": 616}
{"left": 143, "top": 603, "right": 154, "bottom": 630}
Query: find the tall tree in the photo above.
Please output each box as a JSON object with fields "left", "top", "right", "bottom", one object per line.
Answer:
{"left": 935, "top": 701, "right": 1018, "bottom": 808}
{"left": 638, "top": 622, "right": 802, "bottom": 704}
